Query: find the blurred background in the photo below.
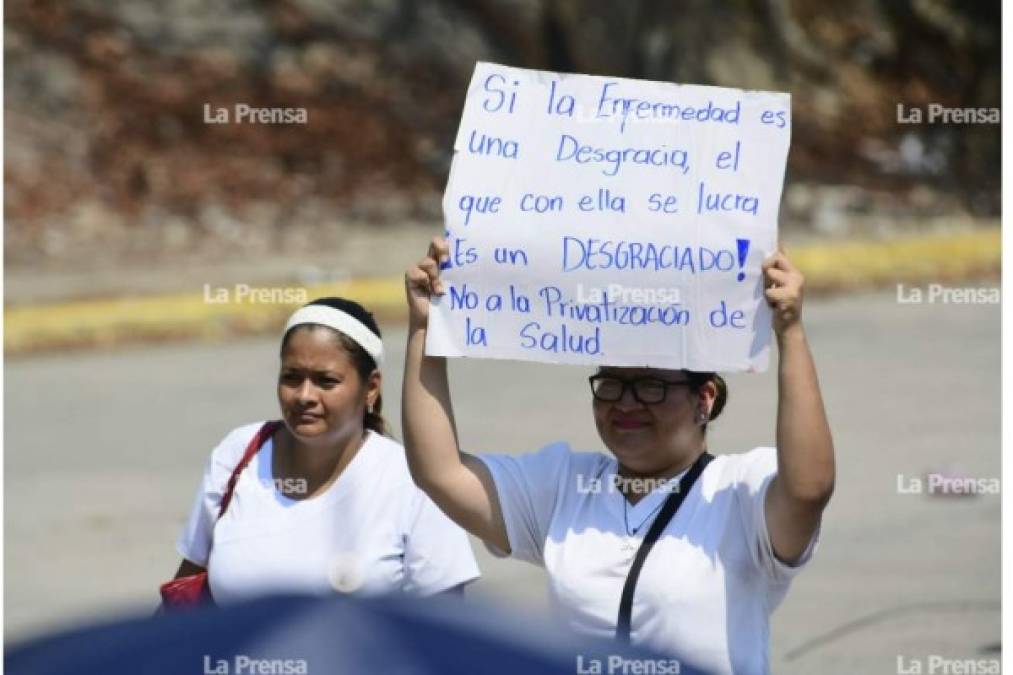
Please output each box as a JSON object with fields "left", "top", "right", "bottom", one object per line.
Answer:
{"left": 3, "top": 2, "right": 1003, "bottom": 674}
{"left": 5, "top": 0, "right": 1001, "bottom": 288}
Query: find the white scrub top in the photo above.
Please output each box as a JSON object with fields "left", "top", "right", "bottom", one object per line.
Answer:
{"left": 177, "top": 422, "right": 480, "bottom": 604}
{"left": 480, "top": 443, "right": 818, "bottom": 675}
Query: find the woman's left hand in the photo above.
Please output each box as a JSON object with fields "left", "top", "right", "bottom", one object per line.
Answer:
{"left": 762, "top": 248, "right": 805, "bottom": 338}
{"left": 763, "top": 246, "right": 834, "bottom": 564}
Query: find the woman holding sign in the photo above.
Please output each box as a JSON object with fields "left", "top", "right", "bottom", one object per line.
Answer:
{"left": 402, "top": 237, "right": 834, "bottom": 675}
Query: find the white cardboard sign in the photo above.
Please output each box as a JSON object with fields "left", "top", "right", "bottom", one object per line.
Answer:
{"left": 427, "top": 62, "right": 790, "bottom": 372}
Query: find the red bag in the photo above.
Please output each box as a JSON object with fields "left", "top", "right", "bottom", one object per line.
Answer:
{"left": 159, "top": 421, "right": 281, "bottom": 610}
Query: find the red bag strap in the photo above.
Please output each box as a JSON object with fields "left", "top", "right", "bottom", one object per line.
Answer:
{"left": 216, "top": 420, "right": 282, "bottom": 519}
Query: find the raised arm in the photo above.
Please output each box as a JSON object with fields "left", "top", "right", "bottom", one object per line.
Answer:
{"left": 402, "top": 237, "right": 511, "bottom": 553}
{"left": 762, "top": 248, "right": 836, "bottom": 564}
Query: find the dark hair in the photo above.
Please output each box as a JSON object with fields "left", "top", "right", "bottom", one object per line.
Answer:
{"left": 685, "top": 371, "right": 728, "bottom": 432}
{"left": 280, "top": 297, "right": 388, "bottom": 436}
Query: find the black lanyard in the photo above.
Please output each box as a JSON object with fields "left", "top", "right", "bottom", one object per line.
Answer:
{"left": 616, "top": 452, "right": 714, "bottom": 642}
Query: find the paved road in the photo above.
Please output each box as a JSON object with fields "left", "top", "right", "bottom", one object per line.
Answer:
{"left": 5, "top": 287, "right": 1001, "bottom": 673}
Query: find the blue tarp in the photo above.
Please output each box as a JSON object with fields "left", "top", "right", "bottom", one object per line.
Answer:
{"left": 7, "top": 593, "right": 707, "bottom": 675}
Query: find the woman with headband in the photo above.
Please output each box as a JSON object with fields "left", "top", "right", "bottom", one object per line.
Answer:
{"left": 168, "top": 297, "right": 479, "bottom": 604}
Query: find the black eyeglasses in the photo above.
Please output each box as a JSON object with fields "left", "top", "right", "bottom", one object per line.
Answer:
{"left": 588, "top": 374, "right": 693, "bottom": 405}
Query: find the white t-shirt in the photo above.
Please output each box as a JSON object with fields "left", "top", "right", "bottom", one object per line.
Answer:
{"left": 177, "top": 423, "right": 480, "bottom": 604}
{"left": 479, "top": 444, "right": 818, "bottom": 675}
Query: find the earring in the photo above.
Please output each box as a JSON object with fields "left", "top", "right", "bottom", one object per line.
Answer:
{"left": 697, "top": 411, "right": 708, "bottom": 424}
{"left": 367, "top": 403, "right": 375, "bottom": 415}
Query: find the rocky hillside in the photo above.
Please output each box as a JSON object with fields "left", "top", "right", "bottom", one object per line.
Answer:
{"left": 5, "top": 0, "right": 1000, "bottom": 271}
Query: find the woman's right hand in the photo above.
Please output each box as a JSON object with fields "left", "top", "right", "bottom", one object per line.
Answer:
{"left": 401, "top": 233, "right": 514, "bottom": 556}
{"left": 405, "top": 236, "right": 450, "bottom": 330}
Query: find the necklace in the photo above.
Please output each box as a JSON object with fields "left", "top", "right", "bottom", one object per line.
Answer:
{"left": 623, "top": 497, "right": 666, "bottom": 536}
{"left": 620, "top": 468, "right": 687, "bottom": 536}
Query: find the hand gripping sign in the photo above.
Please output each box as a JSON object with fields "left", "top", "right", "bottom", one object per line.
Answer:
{"left": 426, "top": 62, "right": 790, "bottom": 372}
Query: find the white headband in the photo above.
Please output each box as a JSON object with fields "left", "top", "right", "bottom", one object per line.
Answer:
{"left": 284, "top": 305, "right": 384, "bottom": 368}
